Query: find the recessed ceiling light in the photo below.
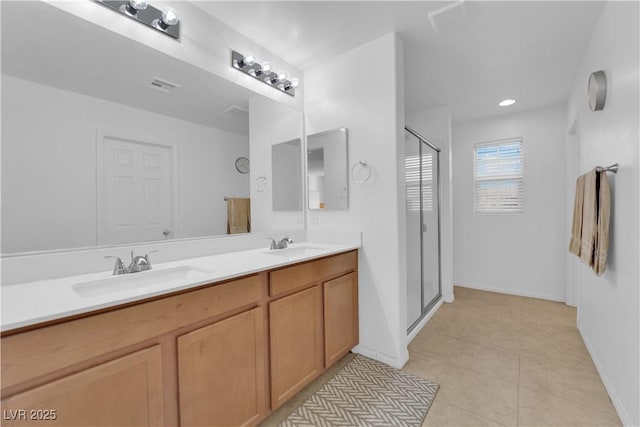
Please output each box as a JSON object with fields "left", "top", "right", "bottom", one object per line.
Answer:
{"left": 498, "top": 99, "right": 516, "bottom": 107}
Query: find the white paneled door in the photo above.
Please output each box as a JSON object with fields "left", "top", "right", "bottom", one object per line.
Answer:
{"left": 100, "top": 136, "right": 172, "bottom": 245}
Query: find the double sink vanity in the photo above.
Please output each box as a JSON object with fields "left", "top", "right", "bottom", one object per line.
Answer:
{"left": 1, "top": 243, "right": 359, "bottom": 426}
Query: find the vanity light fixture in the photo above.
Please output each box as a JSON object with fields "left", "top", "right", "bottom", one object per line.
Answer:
{"left": 498, "top": 98, "right": 516, "bottom": 107}
{"left": 231, "top": 50, "right": 298, "bottom": 97}
{"left": 96, "top": 0, "right": 180, "bottom": 39}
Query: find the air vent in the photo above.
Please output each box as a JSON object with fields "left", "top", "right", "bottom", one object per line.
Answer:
{"left": 150, "top": 77, "right": 181, "bottom": 93}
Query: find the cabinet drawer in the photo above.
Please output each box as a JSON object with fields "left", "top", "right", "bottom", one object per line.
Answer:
{"left": 269, "top": 251, "right": 357, "bottom": 297}
{"left": 2, "top": 274, "right": 263, "bottom": 390}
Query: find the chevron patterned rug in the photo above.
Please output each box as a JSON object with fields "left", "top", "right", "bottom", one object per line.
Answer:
{"left": 280, "top": 355, "right": 439, "bottom": 427}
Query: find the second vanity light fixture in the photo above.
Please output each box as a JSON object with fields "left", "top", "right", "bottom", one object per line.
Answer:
{"left": 231, "top": 50, "right": 299, "bottom": 97}
{"left": 96, "top": 0, "right": 180, "bottom": 39}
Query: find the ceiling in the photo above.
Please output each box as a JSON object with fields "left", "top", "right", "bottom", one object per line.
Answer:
{"left": 195, "top": 1, "right": 605, "bottom": 122}
{"left": 1, "top": 1, "right": 253, "bottom": 135}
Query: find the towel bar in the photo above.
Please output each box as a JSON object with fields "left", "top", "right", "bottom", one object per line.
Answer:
{"left": 596, "top": 163, "right": 618, "bottom": 174}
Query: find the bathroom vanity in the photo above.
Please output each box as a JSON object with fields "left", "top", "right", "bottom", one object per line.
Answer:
{"left": 1, "top": 247, "right": 358, "bottom": 426}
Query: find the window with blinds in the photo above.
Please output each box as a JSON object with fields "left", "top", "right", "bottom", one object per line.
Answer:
{"left": 474, "top": 138, "right": 523, "bottom": 214}
{"left": 405, "top": 152, "right": 433, "bottom": 212}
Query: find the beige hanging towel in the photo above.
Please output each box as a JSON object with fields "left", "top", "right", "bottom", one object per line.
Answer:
{"left": 227, "top": 198, "right": 251, "bottom": 234}
{"left": 569, "top": 174, "right": 586, "bottom": 257}
{"left": 579, "top": 170, "right": 598, "bottom": 267}
{"left": 594, "top": 172, "right": 610, "bottom": 276}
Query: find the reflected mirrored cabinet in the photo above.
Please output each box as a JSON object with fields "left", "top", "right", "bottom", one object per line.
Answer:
{"left": 306, "top": 128, "right": 348, "bottom": 210}
{"left": 272, "top": 138, "right": 303, "bottom": 211}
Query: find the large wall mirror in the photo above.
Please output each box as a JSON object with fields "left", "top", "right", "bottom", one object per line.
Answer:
{"left": 307, "top": 128, "right": 349, "bottom": 210}
{"left": 1, "top": 1, "right": 302, "bottom": 254}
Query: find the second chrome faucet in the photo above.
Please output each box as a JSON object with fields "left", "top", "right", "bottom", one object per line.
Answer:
{"left": 268, "top": 236, "right": 293, "bottom": 250}
{"left": 105, "top": 250, "right": 157, "bottom": 275}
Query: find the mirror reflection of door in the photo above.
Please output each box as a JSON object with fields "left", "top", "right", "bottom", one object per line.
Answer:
{"left": 99, "top": 136, "right": 172, "bottom": 245}
{"left": 307, "top": 147, "right": 325, "bottom": 209}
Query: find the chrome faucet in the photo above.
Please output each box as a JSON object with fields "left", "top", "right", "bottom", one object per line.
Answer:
{"left": 104, "top": 256, "right": 127, "bottom": 275}
{"left": 128, "top": 251, "right": 151, "bottom": 273}
{"left": 268, "top": 236, "right": 293, "bottom": 250}
{"left": 105, "top": 250, "right": 157, "bottom": 275}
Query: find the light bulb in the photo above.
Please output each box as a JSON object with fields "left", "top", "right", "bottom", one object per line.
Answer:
{"left": 122, "top": 0, "right": 148, "bottom": 16}
{"left": 128, "top": 0, "right": 148, "bottom": 11}
{"left": 498, "top": 98, "right": 516, "bottom": 107}
{"left": 289, "top": 78, "right": 299, "bottom": 88}
{"left": 244, "top": 54, "right": 255, "bottom": 66}
{"left": 161, "top": 7, "right": 179, "bottom": 26}
{"left": 261, "top": 62, "right": 272, "bottom": 74}
{"left": 153, "top": 7, "right": 179, "bottom": 30}
{"left": 277, "top": 72, "right": 287, "bottom": 82}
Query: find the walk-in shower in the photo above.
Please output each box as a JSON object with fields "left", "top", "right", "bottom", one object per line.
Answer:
{"left": 405, "top": 126, "right": 442, "bottom": 332}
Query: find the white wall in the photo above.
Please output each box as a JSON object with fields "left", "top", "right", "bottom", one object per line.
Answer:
{"left": 567, "top": 2, "right": 639, "bottom": 425}
{"left": 452, "top": 104, "right": 567, "bottom": 301}
{"left": 406, "top": 107, "right": 454, "bottom": 304}
{"left": 1, "top": 75, "right": 249, "bottom": 253}
{"left": 305, "top": 33, "right": 408, "bottom": 368}
{"left": 249, "top": 96, "right": 304, "bottom": 234}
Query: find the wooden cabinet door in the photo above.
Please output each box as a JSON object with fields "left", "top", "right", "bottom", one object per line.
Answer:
{"left": 177, "top": 307, "right": 267, "bottom": 427}
{"left": 324, "top": 272, "right": 359, "bottom": 367}
{"left": 269, "top": 286, "right": 323, "bottom": 409}
{"left": 0, "top": 346, "right": 164, "bottom": 427}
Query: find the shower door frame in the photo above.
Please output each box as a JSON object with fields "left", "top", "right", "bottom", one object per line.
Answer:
{"left": 405, "top": 126, "right": 443, "bottom": 334}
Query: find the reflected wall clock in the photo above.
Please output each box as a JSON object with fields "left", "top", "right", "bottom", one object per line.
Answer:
{"left": 234, "top": 156, "right": 250, "bottom": 174}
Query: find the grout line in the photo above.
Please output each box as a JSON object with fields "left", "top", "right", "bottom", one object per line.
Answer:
{"left": 435, "top": 395, "right": 509, "bottom": 427}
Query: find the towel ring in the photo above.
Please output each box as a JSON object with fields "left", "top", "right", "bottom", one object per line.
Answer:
{"left": 351, "top": 161, "right": 372, "bottom": 184}
{"left": 255, "top": 175, "right": 267, "bottom": 193}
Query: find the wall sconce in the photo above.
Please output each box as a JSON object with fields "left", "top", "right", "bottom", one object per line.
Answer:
{"left": 231, "top": 50, "right": 299, "bottom": 97}
{"left": 96, "top": 0, "right": 180, "bottom": 39}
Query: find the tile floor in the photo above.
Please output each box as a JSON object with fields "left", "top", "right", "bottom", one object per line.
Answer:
{"left": 407, "top": 287, "right": 621, "bottom": 427}
{"left": 262, "top": 287, "right": 621, "bottom": 427}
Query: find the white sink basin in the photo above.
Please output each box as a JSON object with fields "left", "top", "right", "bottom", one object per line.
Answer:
{"left": 72, "top": 266, "right": 213, "bottom": 298}
{"left": 262, "top": 246, "right": 328, "bottom": 258}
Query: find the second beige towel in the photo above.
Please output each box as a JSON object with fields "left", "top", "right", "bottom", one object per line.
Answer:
{"left": 569, "top": 169, "right": 611, "bottom": 276}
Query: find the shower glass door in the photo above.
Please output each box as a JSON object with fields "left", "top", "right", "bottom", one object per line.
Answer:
{"left": 405, "top": 127, "right": 441, "bottom": 332}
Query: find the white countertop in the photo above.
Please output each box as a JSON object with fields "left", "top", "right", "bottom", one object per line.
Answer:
{"left": 1, "top": 242, "right": 359, "bottom": 332}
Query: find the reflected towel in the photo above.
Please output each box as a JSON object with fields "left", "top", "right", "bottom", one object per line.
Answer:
{"left": 227, "top": 198, "right": 250, "bottom": 234}
{"left": 579, "top": 170, "right": 598, "bottom": 267}
{"left": 594, "top": 172, "right": 610, "bottom": 276}
{"left": 569, "top": 174, "right": 585, "bottom": 257}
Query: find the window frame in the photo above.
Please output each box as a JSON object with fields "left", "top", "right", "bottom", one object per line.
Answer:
{"left": 473, "top": 137, "right": 524, "bottom": 215}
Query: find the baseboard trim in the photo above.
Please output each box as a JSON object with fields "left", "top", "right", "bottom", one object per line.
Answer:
{"left": 406, "top": 298, "right": 444, "bottom": 345}
{"left": 352, "top": 345, "right": 409, "bottom": 369}
{"left": 454, "top": 282, "right": 564, "bottom": 302}
{"left": 578, "top": 322, "right": 634, "bottom": 426}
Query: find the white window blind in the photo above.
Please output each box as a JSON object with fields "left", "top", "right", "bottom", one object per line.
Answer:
{"left": 474, "top": 138, "right": 523, "bottom": 214}
{"left": 405, "top": 153, "right": 433, "bottom": 212}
